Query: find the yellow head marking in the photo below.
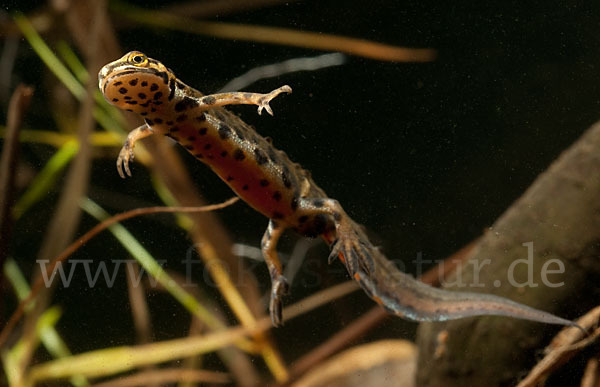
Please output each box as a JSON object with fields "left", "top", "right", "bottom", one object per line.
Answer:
{"left": 98, "top": 51, "right": 174, "bottom": 115}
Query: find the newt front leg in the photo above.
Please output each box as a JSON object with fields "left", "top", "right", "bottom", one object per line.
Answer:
{"left": 199, "top": 86, "right": 292, "bottom": 115}
{"left": 117, "top": 124, "right": 153, "bottom": 178}
{"left": 114, "top": 85, "right": 291, "bottom": 178}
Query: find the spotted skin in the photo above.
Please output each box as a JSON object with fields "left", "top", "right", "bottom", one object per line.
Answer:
{"left": 100, "top": 51, "right": 579, "bottom": 330}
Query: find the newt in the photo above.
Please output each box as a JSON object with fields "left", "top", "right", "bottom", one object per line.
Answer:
{"left": 99, "top": 51, "right": 579, "bottom": 329}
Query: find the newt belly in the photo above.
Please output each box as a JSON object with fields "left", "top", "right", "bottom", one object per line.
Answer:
{"left": 154, "top": 114, "right": 298, "bottom": 222}
{"left": 99, "top": 51, "right": 580, "bottom": 330}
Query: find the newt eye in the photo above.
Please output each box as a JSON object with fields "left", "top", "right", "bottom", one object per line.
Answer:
{"left": 128, "top": 52, "right": 148, "bottom": 66}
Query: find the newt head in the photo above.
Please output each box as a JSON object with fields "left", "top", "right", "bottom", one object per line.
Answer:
{"left": 98, "top": 51, "right": 175, "bottom": 115}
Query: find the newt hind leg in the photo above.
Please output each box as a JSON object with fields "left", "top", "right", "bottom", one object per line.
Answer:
{"left": 297, "top": 198, "right": 375, "bottom": 277}
{"left": 261, "top": 220, "right": 289, "bottom": 326}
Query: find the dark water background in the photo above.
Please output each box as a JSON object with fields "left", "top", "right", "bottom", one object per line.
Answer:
{"left": 4, "top": 0, "right": 600, "bottom": 377}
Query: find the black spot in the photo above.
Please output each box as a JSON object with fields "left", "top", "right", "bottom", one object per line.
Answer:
{"left": 298, "top": 215, "right": 309, "bottom": 224}
{"left": 151, "top": 108, "right": 157, "bottom": 112}
{"left": 272, "top": 191, "right": 282, "bottom": 201}
{"left": 273, "top": 211, "right": 284, "bottom": 220}
{"left": 291, "top": 197, "right": 298, "bottom": 211}
{"left": 281, "top": 171, "right": 292, "bottom": 189}
{"left": 204, "top": 143, "right": 211, "bottom": 150}
{"left": 155, "top": 71, "right": 169, "bottom": 84}
{"left": 138, "top": 93, "right": 147, "bottom": 99}
{"left": 195, "top": 114, "right": 206, "bottom": 122}
{"left": 333, "top": 212, "right": 342, "bottom": 221}
{"left": 233, "top": 149, "right": 245, "bottom": 160}
{"left": 165, "top": 133, "right": 175, "bottom": 139}
{"left": 187, "top": 136, "right": 196, "bottom": 141}
{"left": 194, "top": 153, "right": 203, "bottom": 159}
{"left": 140, "top": 101, "right": 151, "bottom": 107}
{"left": 114, "top": 81, "right": 122, "bottom": 86}
{"left": 220, "top": 151, "right": 228, "bottom": 157}
{"left": 198, "top": 128, "right": 207, "bottom": 135}
{"left": 150, "top": 83, "right": 158, "bottom": 91}
{"left": 125, "top": 100, "right": 138, "bottom": 105}
{"left": 312, "top": 214, "right": 328, "bottom": 235}
{"left": 268, "top": 148, "right": 279, "bottom": 163}
{"left": 168, "top": 78, "right": 176, "bottom": 101}
{"left": 124, "top": 96, "right": 132, "bottom": 100}
{"left": 313, "top": 199, "right": 324, "bottom": 208}
{"left": 218, "top": 125, "right": 232, "bottom": 139}
{"left": 118, "top": 87, "right": 128, "bottom": 94}
{"left": 129, "top": 79, "right": 138, "bottom": 86}
{"left": 175, "top": 97, "right": 199, "bottom": 112}
{"left": 265, "top": 136, "right": 273, "bottom": 144}
{"left": 153, "top": 92, "right": 163, "bottom": 100}
{"left": 233, "top": 127, "right": 245, "bottom": 140}
{"left": 166, "top": 121, "right": 174, "bottom": 125}
{"left": 145, "top": 119, "right": 154, "bottom": 126}
{"left": 242, "top": 184, "right": 249, "bottom": 190}
{"left": 202, "top": 96, "right": 216, "bottom": 105}
{"left": 176, "top": 114, "right": 188, "bottom": 122}
{"left": 185, "top": 145, "right": 194, "bottom": 150}
{"left": 254, "top": 149, "right": 268, "bottom": 165}
{"left": 259, "top": 179, "right": 269, "bottom": 187}
{"left": 141, "top": 81, "right": 148, "bottom": 87}
{"left": 141, "top": 112, "right": 148, "bottom": 116}
{"left": 153, "top": 101, "right": 163, "bottom": 105}
{"left": 154, "top": 118, "right": 163, "bottom": 124}
{"left": 126, "top": 109, "right": 133, "bottom": 112}
{"left": 169, "top": 127, "right": 179, "bottom": 132}
{"left": 176, "top": 80, "right": 185, "bottom": 90}
{"left": 226, "top": 175, "right": 234, "bottom": 181}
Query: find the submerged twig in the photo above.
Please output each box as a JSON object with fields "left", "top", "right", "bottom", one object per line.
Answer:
{"left": 160, "top": 270, "right": 260, "bottom": 387}
{"left": 21, "top": 280, "right": 362, "bottom": 386}
{"left": 126, "top": 262, "right": 152, "bottom": 345}
{"left": 218, "top": 53, "right": 346, "bottom": 92}
{"left": 145, "top": 138, "right": 288, "bottom": 381}
{"left": 0, "top": 36, "right": 19, "bottom": 102}
{"left": 0, "top": 84, "right": 33, "bottom": 283}
{"left": 17, "top": 3, "right": 104, "bottom": 378}
{"left": 91, "top": 368, "right": 231, "bottom": 387}
{"left": 112, "top": 3, "right": 437, "bottom": 63}
{"left": 290, "top": 306, "right": 387, "bottom": 380}
{"left": 166, "top": 0, "right": 298, "bottom": 19}
{"left": 0, "top": 197, "right": 239, "bottom": 349}
{"left": 516, "top": 306, "right": 600, "bottom": 387}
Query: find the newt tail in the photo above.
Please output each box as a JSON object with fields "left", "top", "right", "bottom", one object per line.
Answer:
{"left": 323, "top": 212, "right": 578, "bottom": 327}
{"left": 99, "top": 51, "right": 580, "bottom": 330}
